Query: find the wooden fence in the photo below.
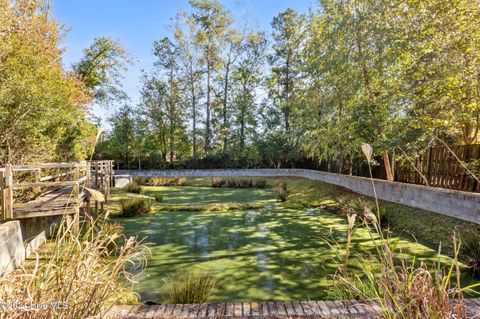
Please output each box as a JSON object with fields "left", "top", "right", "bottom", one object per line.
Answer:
{"left": 0, "top": 160, "right": 114, "bottom": 223}
{"left": 394, "top": 144, "right": 480, "bottom": 192}
{"left": 302, "top": 144, "right": 480, "bottom": 192}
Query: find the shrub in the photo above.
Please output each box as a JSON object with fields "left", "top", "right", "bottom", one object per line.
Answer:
{"left": 147, "top": 177, "right": 187, "bottom": 186}
{"left": 211, "top": 177, "right": 226, "bottom": 187}
{"left": 254, "top": 179, "right": 267, "bottom": 188}
{"left": 164, "top": 268, "right": 221, "bottom": 304}
{"left": 125, "top": 181, "right": 143, "bottom": 194}
{"left": 119, "top": 198, "right": 152, "bottom": 217}
{"left": 460, "top": 232, "right": 480, "bottom": 275}
{"left": 276, "top": 182, "right": 288, "bottom": 202}
{"left": 0, "top": 216, "right": 148, "bottom": 318}
{"left": 154, "top": 194, "right": 164, "bottom": 203}
{"left": 133, "top": 176, "right": 149, "bottom": 185}
{"left": 211, "top": 178, "right": 267, "bottom": 188}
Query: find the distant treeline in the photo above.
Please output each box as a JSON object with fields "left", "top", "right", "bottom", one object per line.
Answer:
{"left": 95, "top": 0, "right": 480, "bottom": 176}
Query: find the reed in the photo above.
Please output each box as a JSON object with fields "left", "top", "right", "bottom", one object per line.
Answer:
{"left": 329, "top": 143, "right": 480, "bottom": 318}
{"left": 0, "top": 214, "right": 148, "bottom": 319}
{"left": 164, "top": 268, "right": 221, "bottom": 304}
{"left": 119, "top": 198, "right": 152, "bottom": 217}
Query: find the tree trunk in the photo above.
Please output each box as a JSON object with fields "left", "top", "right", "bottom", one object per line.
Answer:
{"left": 223, "top": 64, "right": 230, "bottom": 152}
{"left": 204, "top": 54, "right": 211, "bottom": 154}
{"left": 383, "top": 150, "right": 394, "bottom": 181}
{"left": 191, "top": 77, "right": 197, "bottom": 160}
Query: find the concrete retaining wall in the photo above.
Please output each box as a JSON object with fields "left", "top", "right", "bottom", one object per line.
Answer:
{"left": 0, "top": 215, "right": 62, "bottom": 275}
{"left": 116, "top": 169, "right": 480, "bottom": 225}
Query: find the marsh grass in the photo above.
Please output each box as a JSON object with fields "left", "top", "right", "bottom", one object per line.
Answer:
{"left": 460, "top": 232, "right": 480, "bottom": 276}
{"left": 119, "top": 198, "right": 152, "bottom": 217}
{"left": 276, "top": 182, "right": 288, "bottom": 202}
{"left": 136, "top": 177, "right": 187, "bottom": 186}
{"left": 210, "top": 177, "right": 268, "bottom": 188}
{"left": 125, "top": 181, "right": 143, "bottom": 194}
{"left": 329, "top": 144, "right": 480, "bottom": 318}
{"left": 0, "top": 214, "right": 148, "bottom": 319}
{"left": 164, "top": 268, "right": 221, "bottom": 304}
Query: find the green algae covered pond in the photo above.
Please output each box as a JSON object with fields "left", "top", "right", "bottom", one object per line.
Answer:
{"left": 115, "top": 185, "right": 476, "bottom": 302}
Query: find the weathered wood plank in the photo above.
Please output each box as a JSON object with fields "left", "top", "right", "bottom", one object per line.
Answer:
{"left": 144, "top": 305, "right": 160, "bottom": 319}
{"left": 172, "top": 304, "right": 184, "bottom": 317}
{"left": 233, "top": 302, "right": 242, "bottom": 317}
{"left": 315, "top": 300, "right": 332, "bottom": 315}
{"left": 292, "top": 301, "right": 303, "bottom": 315}
{"left": 225, "top": 303, "right": 234, "bottom": 317}
{"left": 242, "top": 302, "right": 251, "bottom": 317}
{"left": 267, "top": 301, "right": 277, "bottom": 316}
{"left": 179, "top": 304, "right": 192, "bottom": 317}
{"left": 164, "top": 304, "right": 176, "bottom": 316}
{"left": 299, "top": 301, "right": 315, "bottom": 315}
{"left": 4, "top": 164, "right": 13, "bottom": 219}
{"left": 197, "top": 303, "right": 208, "bottom": 317}
{"left": 187, "top": 304, "right": 200, "bottom": 318}
{"left": 259, "top": 302, "right": 269, "bottom": 315}
{"left": 250, "top": 302, "right": 260, "bottom": 316}
{"left": 13, "top": 207, "right": 75, "bottom": 219}
{"left": 276, "top": 301, "right": 288, "bottom": 316}
{"left": 12, "top": 162, "right": 87, "bottom": 169}
{"left": 283, "top": 301, "right": 296, "bottom": 316}
{"left": 13, "top": 180, "right": 77, "bottom": 189}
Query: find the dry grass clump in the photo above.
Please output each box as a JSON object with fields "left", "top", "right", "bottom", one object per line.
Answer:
{"left": 136, "top": 177, "right": 187, "bottom": 186}
{"left": 119, "top": 198, "right": 152, "bottom": 217}
{"left": 330, "top": 224, "right": 475, "bottom": 318}
{"left": 328, "top": 143, "right": 479, "bottom": 318}
{"left": 210, "top": 177, "right": 267, "bottom": 188}
{"left": 0, "top": 214, "right": 148, "bottom": 319}
{"left": 164, "top": 268, "right": 221, "bottom": 304}
{"left": 276, "top": 182, "right": 288, "bottom": 202}
{"left": 460, "top": 232, "right": 480, "bottom": 276}
{"left": 125, "top": 181, "right": 143, "bottom": 194}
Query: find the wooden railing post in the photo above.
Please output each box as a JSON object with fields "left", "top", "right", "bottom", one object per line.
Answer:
{"left": 34, "top": 168, "right": 41, "bottom": 194}
{"left": 4, "top": 164, "right": 13, "bottom": 220}
{"left": 73, "top": 165, "right": 80, "bottom": 235}
{"left": 86, "top": 162, "right": 91, "bottom": 187}
{"left": 0, "top": 170, "right": 5, "bottom": 221}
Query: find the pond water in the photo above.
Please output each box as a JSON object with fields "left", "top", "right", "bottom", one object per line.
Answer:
{"left": 116, "top": 188, "right": 468, "bottom": 302}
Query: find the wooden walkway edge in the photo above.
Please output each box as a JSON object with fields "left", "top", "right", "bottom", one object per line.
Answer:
{"left": 97, "top": 299, "right": 480, "bottom": 319}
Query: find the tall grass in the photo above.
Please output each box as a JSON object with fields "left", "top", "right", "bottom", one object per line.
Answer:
{"left": 163, "top": 268, "right": 221, "bottom": 304}
{"left": 329, "top": 144, "right": 480, "bottom": 318}
{"left": 135, "top": 177, "right": 187, "bottom": 186}
{"left": 210, "top": 177, "right": 267, "bottom": 188}
{"left": 125, "top": 181, "right": 143, "bottom": 194}
{"left": 0, "top": 214, "right": 148, "bottom": 319}
{"left": 119, "top": 198, "right": 152, "bottom": 217}
{"left": 276, "top": 182, "right": 288, "bottom": 202}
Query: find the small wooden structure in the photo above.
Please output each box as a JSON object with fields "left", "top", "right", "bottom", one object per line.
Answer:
{"left": 0, "top": 161, "right": 113, "bottom": 226}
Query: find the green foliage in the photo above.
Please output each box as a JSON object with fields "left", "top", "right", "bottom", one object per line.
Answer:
{"left": 125, "top": 181, "right": 143, "bottom": 194}
{"left": 164, "top": 268, "right": 220, "bottom": 304}
{"left": 0, "top": 0, "right": 96, "bottom": 164}
{"left": 154, "top": 194, "right": 164, "bottom": 203}
{"left": 119, "top": 198, "right": 152, "bottom": 217}
{"left": 72, "top": 37, "right": 133, "bottom": 105}
{"left": 460, "top": 232, "right": 480, "bottom": 275}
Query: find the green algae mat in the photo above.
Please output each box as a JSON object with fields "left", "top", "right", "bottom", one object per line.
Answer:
{"left": 114, "top": 185, "right": 477, "bottom": 302}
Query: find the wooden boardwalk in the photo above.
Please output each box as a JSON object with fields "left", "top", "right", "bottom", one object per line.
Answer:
{"left": 98, "top": 299, "right": 480, "bottom": 318}
{"left": 1, "top": 161, "right": 113, "bottom": 222}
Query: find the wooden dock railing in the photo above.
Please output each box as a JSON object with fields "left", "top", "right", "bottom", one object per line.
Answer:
{"left": 0, "top": 160, "right": 113, "bottom": 222}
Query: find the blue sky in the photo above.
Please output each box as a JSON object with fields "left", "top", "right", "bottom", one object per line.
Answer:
{"left": 52, "top": 0, "right": 314, "bottom": 127}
